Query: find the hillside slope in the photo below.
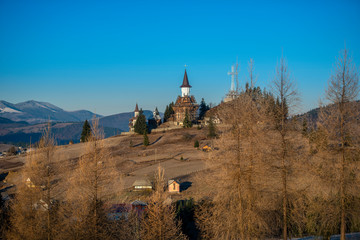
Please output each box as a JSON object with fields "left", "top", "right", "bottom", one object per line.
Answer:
{"left": 1, "top": 128, "right": 209, "bottom": 197}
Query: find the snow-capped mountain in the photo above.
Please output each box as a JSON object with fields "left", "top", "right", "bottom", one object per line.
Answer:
{"left": 0, "top": 100, "right": 102, "bottom": 124}
{"left": 0, "top": 101, "right": 22, "bottom": 114}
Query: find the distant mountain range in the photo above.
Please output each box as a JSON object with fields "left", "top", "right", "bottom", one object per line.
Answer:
{"left": 0, "top": 100, "right": 101, "bottom": 124}
{"left": 0, "top": 100, "right": 162, "bottom": 146}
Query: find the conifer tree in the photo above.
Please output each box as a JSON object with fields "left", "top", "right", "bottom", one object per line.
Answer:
{"left": 194, "top": 140, "right": 199, "bottom": 148}
{"left": 207, "top": 117, "right": 217, "bottom": 138}
{"left": 198, "top": 98, "right": 209, "bottom": 120}
{"left": 164, "top": 102, "right": 175, "bottom": 122}
{"left": 143, "top": 131, "right": 149, "bottom": 146}
{"left": 169, "top": 102, "right": 175, "bottom": 115}
{"left": 163, "top": 105, "right": 169, "bottom": 122}
{"left": 134, "top": 109, "right": 147, "bottom": 134}
{"left": 183, "top": 110, "right": 192, "bottom": 128}
{"left": 81, "top": 120, "right": 91, "bottom": 142}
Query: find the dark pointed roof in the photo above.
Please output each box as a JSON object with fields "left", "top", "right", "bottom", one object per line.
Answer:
{"left": 134, "top": 103, "right": 139, "bottom": 112}
{"left": 180, "top": 69, "right": 192, "bottom": 88}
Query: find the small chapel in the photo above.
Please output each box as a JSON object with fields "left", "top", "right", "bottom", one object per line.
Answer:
{"left": 172, "top": 69, "right": 199, "bottom": 125}
{"left": 128, "top": 103, "right": 140, "bottom": 132}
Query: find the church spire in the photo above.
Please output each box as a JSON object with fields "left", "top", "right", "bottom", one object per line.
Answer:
{"left": 180, "top": 69, "right": 192, "bottom": 88}
{"left": 134, "top": 103, "right": 139, "bottom": 112}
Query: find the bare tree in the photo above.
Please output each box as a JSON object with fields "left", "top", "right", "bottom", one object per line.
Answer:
{"left": 64, "top": 118, "right": 122, "bottom": 239}
{"left": 269, "top": 54, "right": 303, "bottom": 240}
{"left": 248, "top": 58, "right": 257, "bottom": 90}
{"left": 196, "top": 90, "right": 272, "bottom": 239}
{"left": 141, "top": 165, "right": 187, "bottom": 240}
{"left": 7, "top": 123, "right": 62, "bottom": 240}
{"left": 313, "top": 47, "right": 360, "bottom": 240}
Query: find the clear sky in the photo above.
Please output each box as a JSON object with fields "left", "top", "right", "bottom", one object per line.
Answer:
{"left": 0, "top": 0, "right": 359, "bottom": 116}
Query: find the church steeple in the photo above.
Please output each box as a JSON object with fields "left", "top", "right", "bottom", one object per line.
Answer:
{"left": 134, "top": 103, "right": 139, "bottom": 117}
{"left": 180, "top": 69, "right": 192, "bottom": 88}
{"left": 180, "top": 69, "right": 191, "bottom": 97}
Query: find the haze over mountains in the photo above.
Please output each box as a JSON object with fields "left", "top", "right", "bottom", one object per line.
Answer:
{"left": 0, "top": 100, "right": 157, "bottom": 145}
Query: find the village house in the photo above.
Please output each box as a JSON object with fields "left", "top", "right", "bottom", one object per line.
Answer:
{"left": 131, "top": 199, "right": 147, "bottom": 212}
{"left": 132, "top": 179, "right": 152, "bottom": 191}
{"left": 107, "top": 200, "right": 147, "bottom": 221}
{"left": 168, "top": 179, "right": 180, "bottom": 193}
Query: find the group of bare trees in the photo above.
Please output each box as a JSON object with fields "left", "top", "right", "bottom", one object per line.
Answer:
{"left": 6, "top": 120, "right": 118, "bottom": 239}
{"left": 196, "top": 48, "right": 359, "bottom": 240}
{"left": 4, "top": 120, "right": 185, "bottom": 240}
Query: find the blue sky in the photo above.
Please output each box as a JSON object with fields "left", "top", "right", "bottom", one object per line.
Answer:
{"left": 0, "top": 0, "right": 359, "bottom": 116}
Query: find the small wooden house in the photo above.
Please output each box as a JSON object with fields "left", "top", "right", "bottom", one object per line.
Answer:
{"left": 132, "top": 179, "right": 152, "bottom": 191}
{"left": 168, "top": 180, "right": 180, "bottom": 193}
{"left": 131, "top": 200, "right": 147, "bottom": 211}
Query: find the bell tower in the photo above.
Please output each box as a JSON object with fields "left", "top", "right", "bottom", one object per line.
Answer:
{"left": 180, "top": 69, "right": 191, "bottom": 97}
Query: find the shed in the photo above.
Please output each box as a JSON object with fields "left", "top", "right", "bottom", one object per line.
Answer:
{"left": 131, "top": 200, "right": 148, "bottom": 211}
{"left": 168, "top": 180, "right": 180, "bottom": 193}
{"left": 132, "top": 179, "right": 152, "bottom": 191}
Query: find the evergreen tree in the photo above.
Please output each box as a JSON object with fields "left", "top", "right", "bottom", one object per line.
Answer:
{"left": 169, "top": 102, "right": 175, "bottom": 115}
{"left": 164, "top": 102, "right": 175, "bottom": 122}
{"left": 194, "top": 140, "right": 199, "bottom": 148}
{"left": 143, "top": 131, "right": 149, "bottom": 146}
{"left": 183, "top": 110, "right": 192, "bottom": 128}
{"left": 134, "top": 109, "right": 147, "bottom": 134}
{"left": 207, "top": 117, "right": 217, "bottom": 138}
{"left": 198, "top": 98, "right": 210, "bottom": 120}
{"left": 81, "top": 120, "right": 91, "bottom": 142}
{"left": 163, "top": 105, "right": 170, "bottom": 122}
